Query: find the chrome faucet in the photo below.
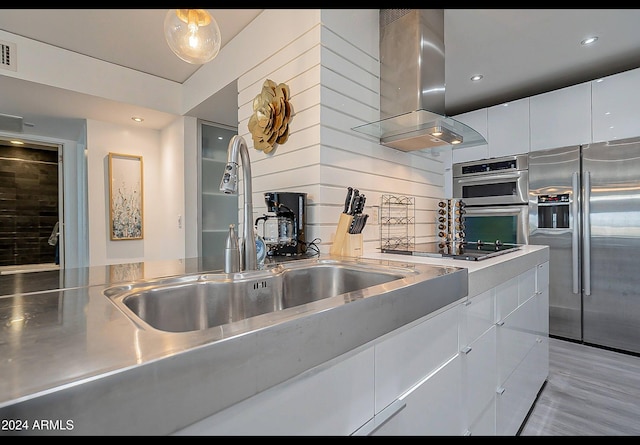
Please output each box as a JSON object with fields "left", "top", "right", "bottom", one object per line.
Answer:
{"left": 219, "top": 135, "right": 257, "bottom": 271}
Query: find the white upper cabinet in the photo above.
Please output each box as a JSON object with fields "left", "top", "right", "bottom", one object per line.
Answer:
{"left": 452, "top": 108, "right": 489, "bottom": 163}
{"left": 487, "top": 98, "right": 530, "bottom": 158}
{"left": 529, "top": 82, "right": 592, "bottom": 151}
{"left": 452, "top": 98, "right": 529, "bottom": 164}
{"left": 592, "top": 68, "right": 640, "bottom": 143}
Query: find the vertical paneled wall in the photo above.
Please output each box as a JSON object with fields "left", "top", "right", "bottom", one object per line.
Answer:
{"left": 0, "top": 145, "right": 58, "bottom": 266}
{"left": 235, "top": 9, "right": 445, "bottom": 254}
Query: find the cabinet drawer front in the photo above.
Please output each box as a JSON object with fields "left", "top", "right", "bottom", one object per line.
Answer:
{"left": 375, "top": 305, "right": 461, "bottom": 413}
{"left": 461, "top": 288, "right": 496, "bottom": 346}
{"left": 518, "top": 267, "right": 536, "bottom": 305}
{"left": 372, "top": 355, "right": 464, "bottom": 436}
{"left": 177, "top": 347, "right": 375, "bottom": 436}
{"left": 497, "top": 296, "right": 540, "bottom": 383}
{"left": 496, "top": 276, "right": 519, "bottom": 320}
{"left": 496, "top": 338, "right": 548, "bottom": 436}
{"left": 465, "top": 327, "right": 497, "bottom": 428}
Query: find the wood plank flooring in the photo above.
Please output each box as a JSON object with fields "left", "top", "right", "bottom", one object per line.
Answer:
{"left": 519, "top": 337, "right": 640, "bottom": 436}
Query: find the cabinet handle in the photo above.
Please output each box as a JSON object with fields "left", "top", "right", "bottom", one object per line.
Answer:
{"left": 461, "top": 346, "right": 472, "bottom": 354}
{"left": 463, "top": 300, "right": 472, "bottom": 306}
{"left": 496, "top": 320, "right": 505, "bottom": 326}
{"left": 496, "top": 387, "right": 506, "bottom": 395}
{"left": 352, "top": 399, "right": 407, "bottom": 436}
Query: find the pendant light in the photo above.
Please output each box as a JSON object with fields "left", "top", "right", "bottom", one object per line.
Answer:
{"left": 164, "top": 9, "right": 221, "bottom": 64}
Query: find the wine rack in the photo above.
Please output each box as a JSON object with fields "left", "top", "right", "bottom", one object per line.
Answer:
{"left": 380, "top": 194, "right": 415, "bottom": 251}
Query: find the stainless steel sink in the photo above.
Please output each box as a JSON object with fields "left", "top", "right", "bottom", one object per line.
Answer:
{"left": 104, "top": 258, "right": 414, "bottom": 333}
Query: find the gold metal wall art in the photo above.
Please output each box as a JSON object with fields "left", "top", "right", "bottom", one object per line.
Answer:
{"left": 248, "top": 79, "right": 293, "bottom": 154}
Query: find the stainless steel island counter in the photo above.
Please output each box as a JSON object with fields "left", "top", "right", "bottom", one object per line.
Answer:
{"left": 0, "top": 255, "right": 468, "bottom": 436}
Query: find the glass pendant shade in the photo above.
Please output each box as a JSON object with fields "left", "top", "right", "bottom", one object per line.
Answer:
{"left": 164, "top": 9, "right": 221, "bottom": 64}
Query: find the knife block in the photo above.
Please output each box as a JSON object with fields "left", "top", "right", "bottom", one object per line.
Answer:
{"left": 343, "top": 233, "right": 363, "bottom": 257}
{"left": 330, "top": 213, "right": 353, "bottom": 256}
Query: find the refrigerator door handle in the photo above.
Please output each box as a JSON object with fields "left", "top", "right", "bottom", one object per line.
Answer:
{"left": 572, "top": 172, "right": 580, "bottom": 294}
{"left": 583, "top": 171, "right": 591, "bottom": 296}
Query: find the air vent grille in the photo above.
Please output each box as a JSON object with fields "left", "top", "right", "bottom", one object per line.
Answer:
{"left": 0, "top": 40, "right": 17, "bottom": 71}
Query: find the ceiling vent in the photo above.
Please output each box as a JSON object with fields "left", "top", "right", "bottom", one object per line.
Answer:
{"left": 0, "top": 39, "right": 17, "bottom": 71}
{"left": 0, "top": 113, "right": 24, "bottom": 133}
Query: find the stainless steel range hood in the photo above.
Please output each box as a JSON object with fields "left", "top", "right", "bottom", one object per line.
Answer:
{"left": 352, "top": 9, "right": 486, "bottom": 152}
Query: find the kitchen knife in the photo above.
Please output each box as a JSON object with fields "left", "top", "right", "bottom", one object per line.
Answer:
{"left": 355, "top": 194, "right": 366, "bottom": 214}
{"left": 357, "top": 214, "right": 369, "bottom": 233}
{"left": 349, "top": 189, "right": 360, "bottom": 215}
{"left": 352, "top": 213, "right": 369, "bottom": 234}
{"left": 343, "top": 187, "right": 353, "bottom": 214}
{"left": 348, "top": 215, "right": 359, "bottom": 234}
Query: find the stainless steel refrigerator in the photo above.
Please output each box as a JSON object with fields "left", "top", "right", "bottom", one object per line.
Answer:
{"left": 528, "top": 137, "right": 640, "bottom": 354}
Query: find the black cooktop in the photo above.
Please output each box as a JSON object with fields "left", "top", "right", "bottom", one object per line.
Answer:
{"left": 381, "top": 241, "right": 521, "bottom": 261}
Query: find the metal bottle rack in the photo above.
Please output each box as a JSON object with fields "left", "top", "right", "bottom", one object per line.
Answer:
{"left": 380, "top": 194, "right": 415, "bottom": 251}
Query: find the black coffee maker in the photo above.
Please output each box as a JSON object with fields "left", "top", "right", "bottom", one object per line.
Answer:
{"left": 257, "top": 192, "right": 307, "bottom": 256}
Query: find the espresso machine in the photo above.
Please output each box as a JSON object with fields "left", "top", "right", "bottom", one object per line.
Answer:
{"left": 256, "top": 192, "right": 307, "bottom": 256}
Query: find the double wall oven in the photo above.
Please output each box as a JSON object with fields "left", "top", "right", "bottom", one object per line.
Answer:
{"left": 453, "top": 154, "right": 529, "bottom": 245}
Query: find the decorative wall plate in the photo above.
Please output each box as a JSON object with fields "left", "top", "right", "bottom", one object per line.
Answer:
{"left": 248, "top": 79, "right": 294, "bottom": 154}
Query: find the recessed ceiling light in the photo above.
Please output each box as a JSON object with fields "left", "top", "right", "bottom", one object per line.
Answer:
{"left": 470, "top": 74, "right": 483, "bottom": 82}
{"left": 131, "top": 116, "right": 144, "bottom": 123}
{"left": 581, "top": 36, "right": 598, "bottom": 45}
{"left": 10, "top": 140, "right": 24, "bottom": 145}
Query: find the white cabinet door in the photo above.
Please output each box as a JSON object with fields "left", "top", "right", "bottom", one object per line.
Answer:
{"left": 530, "top": 82, "right": 592, "bottom": 151}
{"left": 496, "top": 295, "right": 539, "bottom": 386}
{"left": 175, "top": 346, "right": 375, "bottom": 436}
{"left": 496, "top": 335, "right": 548, "bottom": 436}
{"left": 487, "top": 98, "right": 530, "bottom": 158}
{"left": 536, "top": 262, "right": 550, "bottom": 336}
{"left": 495, "top": 275, "right": 519, "bottom": 321}
{"left": 460, "top": 288, "right": 496, "bottom": 347}
{"left": 372, "top": 354, "right": 464, "bottom": 436}
{"left": 452, "top": 108, "right": 489, "bottom": 163}
{"left": 375, "top": 304, "right": 461, "bottom": 413}
{"left": 518, "top": 266, "right": 536, "bottom": 305}
{"left": 592, "top": 68, "right": 640, "bottom": 142}
{"left": 463, "top": 326, "right": 497, "bottom": 436}
{"left": 495, "top": 263, "right": 550, "bottom": 437}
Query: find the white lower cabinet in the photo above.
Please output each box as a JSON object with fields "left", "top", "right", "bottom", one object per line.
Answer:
{"left": 496, "top": 336, "right": 548, "bottom": 436}
{"left": 175, "top": 261, "right": 550, "bottom": 436}
{"left": 374, "top": 304, "right": 462, "bottom": 413}
{"left": 371, "top": 354, "right": 464, "bottom": 436}
{"left": 369, "top": 304, "right": 464, "bottom": 435}
{"left": 495, "top": 262, "right": 550, "bottom": 436}
{"left": 174, "top": 346, "right": 375, "bottom": 436}
{"left": 464, "top": 262, "right": 549, "bottom": 436}
{"left": 460, "top": 287, "right": 497, "bottom": 436}
{"left": 463, "top": 325, "right": 497, "bottom": 436}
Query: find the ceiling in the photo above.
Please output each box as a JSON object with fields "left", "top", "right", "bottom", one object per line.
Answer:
{"left": 2, "top": 9, "right": 640, "bottom": 130}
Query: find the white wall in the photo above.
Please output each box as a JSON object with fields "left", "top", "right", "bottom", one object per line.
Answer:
{"left": 87, "top": 118, "right": 184, "bottom": 266}
{"left": 227, "top": 9, "right": 445, "bottom": 254}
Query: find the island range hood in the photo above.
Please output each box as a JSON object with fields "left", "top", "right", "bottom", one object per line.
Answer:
{"left": 352, "top": 9, "right": 486, "bottom": 152}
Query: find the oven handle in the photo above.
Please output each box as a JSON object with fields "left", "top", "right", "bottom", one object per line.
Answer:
{"left": 572, "top": 172, "right": 579, "bottom": 294}
{"left": 455, "top": 172, "right": 523, "bottom": 184}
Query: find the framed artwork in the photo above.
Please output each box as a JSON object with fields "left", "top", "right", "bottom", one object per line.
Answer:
{"left": 108, "top": 152, "right": 144, "bottom": 240}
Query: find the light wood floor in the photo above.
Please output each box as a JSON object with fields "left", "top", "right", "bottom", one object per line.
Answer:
{"left": 519, "top": 336, "right": 640, "bottom": 436}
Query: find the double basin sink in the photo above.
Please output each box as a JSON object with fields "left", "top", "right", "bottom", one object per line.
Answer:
{"left": 104, "top": 257, "right": 468, "bottom": 341}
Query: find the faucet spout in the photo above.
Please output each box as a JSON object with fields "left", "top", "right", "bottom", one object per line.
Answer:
{"left": 219, "top": 135, "right": 257, "bottom": 271}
